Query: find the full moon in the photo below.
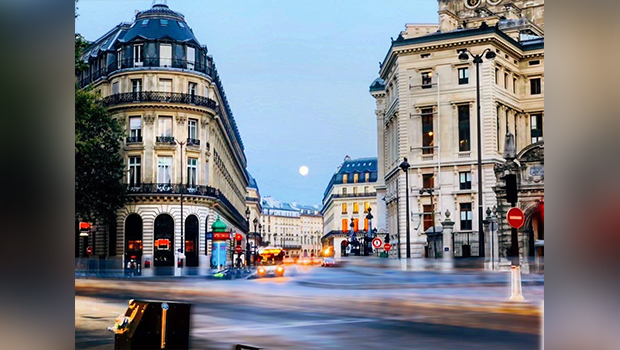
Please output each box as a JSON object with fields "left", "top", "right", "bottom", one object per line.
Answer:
{"left": 299, "top": 166, "right": 309, "bottom": 176}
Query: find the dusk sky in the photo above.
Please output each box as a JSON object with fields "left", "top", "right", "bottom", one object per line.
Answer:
{"left": 76, "top": 0, "right": 437, "bottom": 206}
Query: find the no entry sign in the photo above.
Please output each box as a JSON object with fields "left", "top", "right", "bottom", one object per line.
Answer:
{"left": 235, "top": 245, "right": 243, "bottom": 254}
{"left": 384, "top": 243, "right": 392, "bottom": 252}
{"left": 507, "top": 207, "right": 525, "bottom": 229}
{"left": 372, "top": 238, "right": 382, "bottom": 249}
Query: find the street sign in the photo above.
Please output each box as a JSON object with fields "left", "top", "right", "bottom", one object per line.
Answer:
{"left": 341, "top": 240, "right": 348, "bottom": 247}
{"left": 372, "top": 238, "right": 382, "bottom": 249}
{"left": 213, "top": 232, "right": 230, "bottom": 240}
{"left": 235, "top": 245, "right": 243, "bottom": 254}
{"left": 507, "top": 207, "right": 525, "bottom": 229}
{"left": 86, "top": 246, "right": 92, "bottom": 256}
{"left": 384, "top": 243, "right": 392, "bottom": 251}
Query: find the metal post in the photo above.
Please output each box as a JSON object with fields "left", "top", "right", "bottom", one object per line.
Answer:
{"left": 404, "top": 167, "right": 411, "bottom": 259}
{"left": 177, "top": 140, "right": 185, "bottom": 268}
{"left": 430, "top": 190, "right": 437, "bottom": 259}
{"left": 475, "top": 58, "right": 485, "bottom": 259}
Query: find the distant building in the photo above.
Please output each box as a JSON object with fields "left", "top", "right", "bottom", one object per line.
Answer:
{"left": 320, "top": 156, "right": 382, "bottom": 258}
{"left": 369, "top": 0, "right": 544, "bottom": 261}
{"left": 260, "top": 197, "right": 323, "bottom": 258}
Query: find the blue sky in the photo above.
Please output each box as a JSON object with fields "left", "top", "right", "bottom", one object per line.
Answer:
{"left": 76, "top": 0, "right": 437, "bottom": 206}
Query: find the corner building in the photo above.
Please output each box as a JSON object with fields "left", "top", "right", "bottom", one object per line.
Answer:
{"left": 370, "top": 0, "right": 544, "bottom": 260}
{"left": 79, "top": 3, "right": 250, "bottom": 269}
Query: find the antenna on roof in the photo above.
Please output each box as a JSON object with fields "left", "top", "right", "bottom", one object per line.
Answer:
{"left": 152, "top": 0, "right": 168, "bottom": 7}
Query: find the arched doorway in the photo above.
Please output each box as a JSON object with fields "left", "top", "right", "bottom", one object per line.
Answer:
{"left": 185, "top": 215, "right": 199, "bottom": 267}
{"left": 154, "top": 214, "right": 174, "bottom": 267}
{"left": 124, "top": 214, "right": 143, "bottom": 266}
{"left": 528, "top": 206, "right": 544, "bottom": 261}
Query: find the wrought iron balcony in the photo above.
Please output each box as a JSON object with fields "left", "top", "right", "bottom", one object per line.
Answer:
{"left": 126, "top": 136, "right": 143, "bottom": 144}
{"left": 187, "top": 138, "right": 200, "bottom": 146}
{"left": 101, "top": 91, "right": 218, "bottom": 110}
{"left": 125, "top": 183, "right": 248, "bottom": 232}
{"left": 78, "top": 58, "right": 213, "bottom": 89}
{"left": 156, "top": 136, "right": 176, "bottom": 144}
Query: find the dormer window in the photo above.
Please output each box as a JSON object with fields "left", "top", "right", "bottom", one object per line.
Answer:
{"left": 141, "top": 19, "right": 149, "bottom": 26}
{"left": 133, "top": 44, "right": 143, "bottom": 67}
{"left": 160, "top": 19, "right": 168, "bottom": 26}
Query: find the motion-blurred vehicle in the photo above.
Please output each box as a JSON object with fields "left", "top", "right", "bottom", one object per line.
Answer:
{"left": 283, "top": 256, "right": 295, "bottom": 265}
{"left": 211, "top": 268, "right": 234, "bottom": 279}
{"left": 256, "top": 247, "right": 286, "bottom": 277}
{"left": 321, "top": 257, "right": 336, "bottom": 267}
{"left": 311, "top": 257, "right": 322, "bottom": 265}
{"left": 298, "top": 257, "right": 312, "bottom": 266}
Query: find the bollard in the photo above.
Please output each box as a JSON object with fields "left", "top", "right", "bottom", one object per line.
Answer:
{"left": 108, "top": 299, "right": 190, "bottom": 350}
{"left": 509, "top": 265, "right": 525, "bottom": 301}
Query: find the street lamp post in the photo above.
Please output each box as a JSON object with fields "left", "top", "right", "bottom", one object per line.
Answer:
{"left": 420, "top": 188, "right": 438, "bottom": 259}
{"left": 458, "top": 47, "right": 496, "bottom": 259}
{"left": 245, "top": 208, "right": 251, "bottom": 267}
{"left": 366, "top": 208, "right": 373, "bottom": 256}
{"left": 350, "top": 216, "right": 356, "bottom": 256}
{"left": 175, "top": 139, "right": 186, "bottom": 268}
{"left": 399, "top": 158, "right": 411, "bottom": 259}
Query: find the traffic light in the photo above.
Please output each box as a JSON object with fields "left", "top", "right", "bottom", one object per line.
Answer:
{"left": 499, "top": 174, "right": 518, "bottom": 204}
{"left": 384, "top": 233, "right": 390, "bottom": 244}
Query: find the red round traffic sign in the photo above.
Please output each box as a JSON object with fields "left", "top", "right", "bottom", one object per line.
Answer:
{"left": 507, "top": 207, "right": 525, "bottom": 229}
{"left": 372, "top": 238, "right": 382, "bottom": 249}
{"left": 384, "top": 243, "right": 392, "bottom": 251}
{"left": 86, "top": 246, "right": 93, "bottom": 256}
{"left": 235, "top": 245, "right": 243, "bottom": 253}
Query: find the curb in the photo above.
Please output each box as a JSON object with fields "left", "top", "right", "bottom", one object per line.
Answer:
{"left": 295, "top": 280, "right": 544, "bottom": 290}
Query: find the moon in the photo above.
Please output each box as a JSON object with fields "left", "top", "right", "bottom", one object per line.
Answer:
{"left": 299, "top": 165, "right": 309, "bottom": 176}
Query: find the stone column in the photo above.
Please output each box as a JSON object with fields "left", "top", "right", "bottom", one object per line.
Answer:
{"left": 441, "top": 209, "right": 454, "bottom": 270}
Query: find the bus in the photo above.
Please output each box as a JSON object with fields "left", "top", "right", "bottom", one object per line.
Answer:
{"left": 256, "top": 247, "right": 285, "bottom": 277}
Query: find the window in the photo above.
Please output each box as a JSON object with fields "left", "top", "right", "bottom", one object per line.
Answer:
{"left": 458, "top": 67, "right": 469, "bottom": 85}
{"left": 422, "top": 174, "right": 434, "bottom": 189}
{"left": 364, "top": 218, "right": 369, "bottom": 231}
{"left": 353, "top": 219, "right": 359, "bottom": 233}
{"left": 365, "top": 172, "right": 370, "bottom": 182}
{"left": 421, "top": 53, "right": 430, "bottom": 59}
{"left": 421, "top": 72, "right": 432, "bottom": 89}
{"left": 117, "top": 48, "right": 122, "bottom": 69}
{"left": 160, "top": 19, "right": 168, "bottom": 26}
{"left": 342, "top": 174, "right": 348, "bottom": 183}
{"left": 342, "top": 219, "right": 348, "bottom": 232}
{"left": 186, "top": 46, "right": 195, "bottom": 70}
{"left": 497, "top": 105, "right": 501, "bottom": 152}
{"left": 422, "top": 108, "right": 434, "bottom": 154}
{"left": 513, "top": 77, "right": 517, "bottom": 94}
{"left": 342, "top": 188, "right": 347, "bottom": 195}
{"left": 159, "top": 116, "right": 173, "bottom": 137}
{"left": 205, "top": 160, "right": 209, "bottom": 185}
{"left": 188, "top": 119, "right": 197, "bottom": 140}
{"left": 342, "top": 203, "right": 347, "bottom": 214}
{"left": 364, "top": 186, "right": 369, "bottom": 194}
{"left": 530, "top": 78, "right": 542, "bottom": 95}
{"left": 529, "top": 60, "right": 540, "bottom": 66}
{"left": 187, "top": 158, "right": 197, "bottom": 186}
{"left": 112, "top": 81, "right": 119, "bottom": 95}
{"left": 159, "top": 78, "right": 172, "bottom": 93}
{"left": 157, "top": 156, "right": 172, "bottom": 184}
{"left": 132, "top": 79, "right": 142, "bottom": 93}
{"left": 531, "top": 113, "right": 543, "bottom": 143}
{"left": 495, "top": 67, "right": 499, "bottom": 84}
{"left": 353, "top": 203, "right": 359, "bottom": 214}
{"left": 364, "top": 202, "right": 370, "bottom": 213}
{"left": 129, "top": 117, "right": 142, "bottom": 142}
{"left": 128, "top": 156, "right": 141, "bottom": 186}
{"left": 127, "top": 240, "right": 143, "bottom": 251}
{"left": 458, "top": 105, "right": 470, "bottom": 152}
{"left": 188, "top": 82, "right": 197, "bottom": 97}
{"left": 133, "top": 44, "right": 143, "bottom": 67}
{"left": 354, "top": 173, "right": 359, "bottom": 183}
{"left": 160, "top": 43, "right": 172, "bottom": 67}
{"left": 353, "top": 187, "right": 358, "bottom": 195}
{"left": 459, "top": 171, "right": 472, "bottom": 190}
{"left": 504, "top": 72, "right": 509, "bottom": 89}
{"left": 460, "top": 203, "right": 473, "bottom": 230}
{"left": 423, "top": 204, "right": 433, "bottom": 231}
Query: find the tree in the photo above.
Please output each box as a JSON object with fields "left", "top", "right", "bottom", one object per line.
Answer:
{"left": 75, "top": 29, "right": 126, "bottom": 255}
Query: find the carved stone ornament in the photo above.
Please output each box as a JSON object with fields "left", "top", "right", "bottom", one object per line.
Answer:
{"left": 176, "top": 115, "right": 187, "bottom": 125}
{"left": 201, "top": 116, "right": 209, "bottom": 127}
{"left": 143, "top": 114, "right": 155, "bottom": 125}
{"left": 520, "top": 145, "right": 544, "bottom": 162}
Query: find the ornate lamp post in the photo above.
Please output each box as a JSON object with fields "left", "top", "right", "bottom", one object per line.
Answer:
{"left": 399, "top": 158, "right": 411, "bottom": 259}
{"left": 245, "top": 208, "right": 251, "bottom": 267}
{"left": 458, "top": 47, "right": 497, "bottom": 259}
{"left": 175, "top": 138, "right": 186, "bottom": 268}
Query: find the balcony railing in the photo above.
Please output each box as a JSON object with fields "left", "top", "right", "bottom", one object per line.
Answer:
{"left": 187, "top": 138, "right": 200, "bottom": 146}
{"left": 126, "top": 183, "right": 248, "bottom": 232}
{"left": 156, "top": 136, "right": 176, "bottom": 144}
{"left": 79, "top": 58, "right": 213, "bottom": 88}
{"left": 332, "top": 192, "right": 377, "bottom": 199}
{"left": 126, "top": 136, "right": 143, "bottom": 144}
{"left": 101, "top": 91, "right": 217, "bottom": 110}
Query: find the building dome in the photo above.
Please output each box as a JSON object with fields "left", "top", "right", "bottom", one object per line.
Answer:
{"left": 211, "top": 217, "right": 228, "bottom": 232}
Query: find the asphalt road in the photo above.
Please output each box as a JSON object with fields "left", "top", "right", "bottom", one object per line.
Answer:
{"left": 75, "top": 265, "right": 542, "bottom": 349}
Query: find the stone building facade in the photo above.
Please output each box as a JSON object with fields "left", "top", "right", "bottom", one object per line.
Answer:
{"left": 78, "top": 3, "right": 250, "bottom": 269}
{"left": 260, "top": 197, "right": 323, "bottom": 258}
{"left": 321, "top": 157, "right": 382, "bottom": 258}
{"left": 369, "top": 0, "right": 544, "bottom": 260}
